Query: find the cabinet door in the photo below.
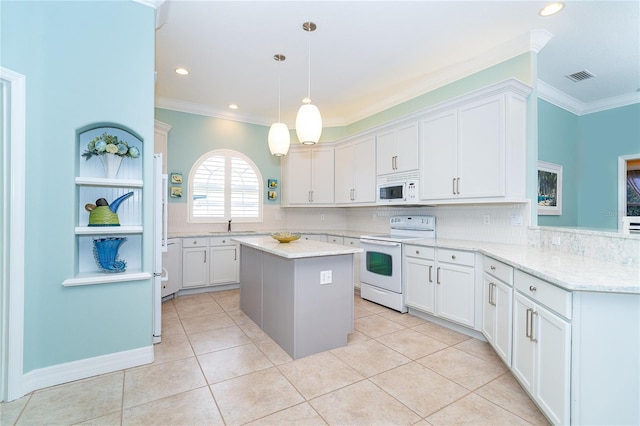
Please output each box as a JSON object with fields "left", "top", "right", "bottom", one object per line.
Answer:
{"left": 334, "top": 143, "right": 355, "bottom": 203}
{"left": 310, "top": 147, "right": 334, "bottom": 204}
{"left": 352, "top": 136, "right": 376, "bottom": 202}
{"left": 512, "top": 292, "right": 536, "bottom": 393}
{"left": 182, "top": 247, "right": 208, "bottom": 288}
{"left": 285, "top": 149, "right": 312, "bottom": 204}
{"left": 493, "top": 279, "right": 513, "bottom": 366}
{"left": 161, "top": 239, "right": 181, "bottom": 297}
{"left": 376, "top": 129, "right": 397, "bottom": 175}
{"left": 420, "top": 110, "right": 457, "bottom": 200}
{"left": 405, "top": 257, "right": 435, "bottom": 313}
{"left": 209, "top": 245, "right": 238, "bottom": 285}
{"left": 395, "top": 122, "right": 419, "bottom": 173}
{"left": 457, "top": 95, "right": 505, "bottom": 198}
{"left": 436, "top": 262, "right": 475, "bottom": 327}
{"left": 535, "top": 303, "right": 571, "bottom": 426}
{"left": 481, "top": 274, "right": 496, "bottom": 344}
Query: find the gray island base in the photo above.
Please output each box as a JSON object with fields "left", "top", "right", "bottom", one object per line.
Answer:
{"left": 234, "top": 236, "right": 361, "bottom": 359}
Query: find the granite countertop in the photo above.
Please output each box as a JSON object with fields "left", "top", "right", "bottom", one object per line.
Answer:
{"left": 232, "top": 235, "right": 363, "bottom": 259}
{"left": 167, "top": 230, "right": 365, "bottom": 239}
{"left": 409, "top": 238, "right": 640, "bottom": 295}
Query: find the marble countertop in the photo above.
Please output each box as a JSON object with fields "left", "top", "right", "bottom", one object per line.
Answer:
{"left": 232, "top": 235, "right": 363, "bottom": 259}
{"left": 409, "top": 238, "right": 640, "bottom": 294}
{"left": 168, "top": 230, "right": 639, "bottom": 294}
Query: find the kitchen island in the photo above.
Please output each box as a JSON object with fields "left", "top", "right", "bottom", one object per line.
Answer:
{"left": 233, "top": 235, "right": 362, "bottom": 359}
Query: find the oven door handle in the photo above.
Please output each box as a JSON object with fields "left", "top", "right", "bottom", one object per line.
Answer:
{"left": 360, "top": 239, "right": 401, "bottom": 248}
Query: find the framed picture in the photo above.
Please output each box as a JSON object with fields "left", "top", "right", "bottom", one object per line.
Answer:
{"left": 170, "top": 173, "right": 183, "bottom": 184}
{"left": 268, "top": 179, "right": 278, "bottom": 189}
{"left": 170, "top": 186, "right": 183, "bottom": 198}
{"left": 538, "top": 161, "right": 562, "bottom": 215}
{"left": 268, "top": 190, "right": 277, "bottom": 200}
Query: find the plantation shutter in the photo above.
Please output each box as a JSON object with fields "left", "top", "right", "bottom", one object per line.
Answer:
{"left": 230, "top": 156, "right": 259, "bottom": 218}
{"left": 192, "top": 155, "right": 225, "bottom": 218}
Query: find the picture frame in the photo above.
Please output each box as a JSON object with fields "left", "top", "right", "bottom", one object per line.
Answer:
{"left": 170, "top": 186, "right": 183, "bottom": 198}
{"left": 170, "top": 173, "right": 183, "bottom": 184}
{"left": 538, "top": 161, "right": 562, "bottom": 215}
{"left": 268, "top": 179, "right": 278, "bottom": 189}
{"left": 268, "top": 190, "right": 278, "bottom": 200}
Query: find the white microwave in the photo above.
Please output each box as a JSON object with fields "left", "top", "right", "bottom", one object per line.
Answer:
{"left": 377, "top": 174, "right": 419, "bottom": 204}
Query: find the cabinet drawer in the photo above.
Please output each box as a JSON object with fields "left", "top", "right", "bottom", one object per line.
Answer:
{"left": 405, "top": 244, "right": 435, "bottom": 260}
{"left": 437, "top": 248, "right": 474, "bottom": 266}
{"left": 209, "top": 236, "right": 236, "bottom": 246}
{"left": 183, "top": 237, "right": 207, "bottom": 247}
{"left": 343, "top": 237, "right": 360, "bottom": 247}
{"left": 514, "top": 270, "right": 572, "bottom": 319}
{"left": 483, "top": 257, "right": 513, "bottom": 285}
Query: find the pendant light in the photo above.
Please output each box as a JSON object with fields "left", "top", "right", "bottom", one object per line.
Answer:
{"left": 268, "top": 54, "right": 291, "bottom": 156}
{"left": 296, "top": 21, "right": 322, "bottom": 145}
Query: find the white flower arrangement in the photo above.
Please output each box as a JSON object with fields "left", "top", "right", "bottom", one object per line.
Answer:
{"left": 82, "top": 132, "right": 140, "bottom": 160}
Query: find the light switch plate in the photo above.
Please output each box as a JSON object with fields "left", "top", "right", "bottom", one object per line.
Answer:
{"left": 320, "top": 270, "right": 332, "bottom": 284}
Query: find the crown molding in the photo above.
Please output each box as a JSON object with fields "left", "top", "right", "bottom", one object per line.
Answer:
{"left": 537, "top": 79, "right": 640, "bottom": 115}
{"left": 155, "top": 96, "right": 271, "bottom": 126}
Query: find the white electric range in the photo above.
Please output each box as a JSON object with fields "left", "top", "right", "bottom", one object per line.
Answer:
{"left": 360, "top": 215, "right": 436, "bottom": 312}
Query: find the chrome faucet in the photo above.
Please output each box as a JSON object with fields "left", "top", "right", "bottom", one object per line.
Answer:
{"left": 227, "top": 219, "right": 232, "bottom": 232}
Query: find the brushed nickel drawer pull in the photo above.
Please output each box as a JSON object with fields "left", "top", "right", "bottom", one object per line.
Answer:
{"left": 529, "top": 285, "right": 537, "bottom": 292}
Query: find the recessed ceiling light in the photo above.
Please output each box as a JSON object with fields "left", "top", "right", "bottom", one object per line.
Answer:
{"left": 228, "top": 104, "right": 239, "bottom": 110}
{"left": 539, "top": 2, "right": 564, "bottom": 17}
{"left": 175, "top": 67, "right": 189, "bottom": 75}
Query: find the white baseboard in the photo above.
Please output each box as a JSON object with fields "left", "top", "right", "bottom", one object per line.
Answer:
{"left": 21, "top": 346, "right": 154, "bottom": 396}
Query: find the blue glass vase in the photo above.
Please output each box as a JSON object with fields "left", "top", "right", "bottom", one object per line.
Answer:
{"left": 92, "top": 237, "right": 127, "bottom": 273}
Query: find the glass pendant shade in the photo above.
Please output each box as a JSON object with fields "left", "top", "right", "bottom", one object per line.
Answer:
{"left": 296, "top": 103, "right": 322, "bottom": 145}
{"left": 268, "top": 122, "right": 290, "bottom": 156}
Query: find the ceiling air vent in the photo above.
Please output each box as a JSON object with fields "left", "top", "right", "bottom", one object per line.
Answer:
{"left": 565, "top": 70, "right": 596, "bottom": 82}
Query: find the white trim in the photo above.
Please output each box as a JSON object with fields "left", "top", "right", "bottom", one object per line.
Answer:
{"left": 618, "top": 154, "right": 640, "bottom": 232}
{"left": 21, "top": 346, "right": 154, "bottom": 396}
{"left": 537, "top": 79, "right": 640, "bottom": 116}
{"left": 0, "top": 67, "right": 26, "bottom": 402}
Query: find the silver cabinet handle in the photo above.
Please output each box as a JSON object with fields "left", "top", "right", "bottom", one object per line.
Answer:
{"left": 456, "top": 177, "right": 460, "bottom": 195}
{"left": 489, "top": 282, "right": 496, "bottom": 306}
{"left": 415, "top": 250, "right": 420, "bottom": 255}
{"left": 525, "top": 308, "right": 532, "bottom": 339}
{"left": 531, "top": 310, "right": 538, "bottom": 342}
{"left": 452, "top": 178, "right": 456, "bottom": 195}
{"left": 203, "top": 250, "right": 206, "bottom": 263}
{"left": 353, "top": 188, "right": 356, "bottom": 200}
{"left": 529, "top": 285, "right": 537, "bottom": 292}
{"left": 490, "top": 265, "right": 496, "bottom": 270}
{"left": 428, "top": 265, "right": 432, "bottom": 283}
{"left": 451, "top": 255, "right": 456, "bottom": 260}
{"left": 234, "top": 248, "right": 237, "bottom": 261}
{"left": 436, "top": 267, "right": 441, "bottom": 284}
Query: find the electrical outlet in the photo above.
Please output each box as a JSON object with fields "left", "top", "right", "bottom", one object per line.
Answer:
{"left": 552, "top": 236, "right": 561, "bottom": 245}
{"left": 511, "top": 215, "right": 523, "bottom": 226}
{"left": 320, "top": 270, "right": 332, "bottom": 284}
{"left": 483, "top": 214, "right": 491, "bottom": 225}
{"left": 320, "top": 213, "right": 325, "bottom": 221}
{"left": 275, "top": 213, "right": 283, "bottom": 221}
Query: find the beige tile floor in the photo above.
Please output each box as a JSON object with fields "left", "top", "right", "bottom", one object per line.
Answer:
{"left": 1, "top": 289, "right": 549, "bottom": 425}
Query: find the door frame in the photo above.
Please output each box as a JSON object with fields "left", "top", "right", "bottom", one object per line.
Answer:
{"left": 1, "top": 67, "right": 26, "bottom": 402}
{"left": 618, "top": 153, "right": 640, "bottom": 231}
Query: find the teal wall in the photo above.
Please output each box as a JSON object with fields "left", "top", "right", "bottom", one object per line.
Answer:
{"left": 2, "top": 1, "right": 155, "bottom": 371}
{"left": 539, "top": 101, "right": 640, "bottom": 230}
{"left": 538, "top": 100, "right": 580, "bottom": 226}
{"left": 578, "top": 104, "right": 640, "bottom": 229}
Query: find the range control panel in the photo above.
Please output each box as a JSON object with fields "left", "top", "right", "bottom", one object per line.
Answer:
{"left": 389, "top": 215, "right": 435, "bottom": 231}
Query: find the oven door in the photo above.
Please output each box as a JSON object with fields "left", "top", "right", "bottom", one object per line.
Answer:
{"left": 360, "top": 238, "right": 402, "bottom": 293}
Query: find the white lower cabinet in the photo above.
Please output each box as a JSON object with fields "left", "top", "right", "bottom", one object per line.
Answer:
{"left": 182, "top": 236, "right": 239, "bottom": 289}
{"left": 481, "top": 257, "right": 513, "bottom": 366}
{"left": 301, "top": 234, "right": 327, "bottom": 242}
{"left": 512, "top": 272, "right": 571, "bottom": 426}
{"left": 405, "top": 246, "right": 475, "bottom": 328}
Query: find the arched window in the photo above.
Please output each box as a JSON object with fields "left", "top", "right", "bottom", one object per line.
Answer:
{"left": 188, "top": 149, "right": 263, "bottom": 223}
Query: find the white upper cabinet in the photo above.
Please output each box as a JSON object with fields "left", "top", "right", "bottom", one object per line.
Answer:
{"left": 335, "top": 136, "right": 376, "bottom": 204}
{"left": 376, "top": 121, "right": 419, "bottom": 176}
{"left": 282, "top": 145, "right": 334, "bottom": 205}
{"left": 419, "top": 81, "right": 529, "bottom": 203}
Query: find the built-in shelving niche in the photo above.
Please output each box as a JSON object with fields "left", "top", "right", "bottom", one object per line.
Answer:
{"left": 63, "top": 124, "right": 151, "bottom": 287}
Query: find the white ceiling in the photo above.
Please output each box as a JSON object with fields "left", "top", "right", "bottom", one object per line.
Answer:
{"left": 154, "top": 1, "right": 640, "bottom": 127}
